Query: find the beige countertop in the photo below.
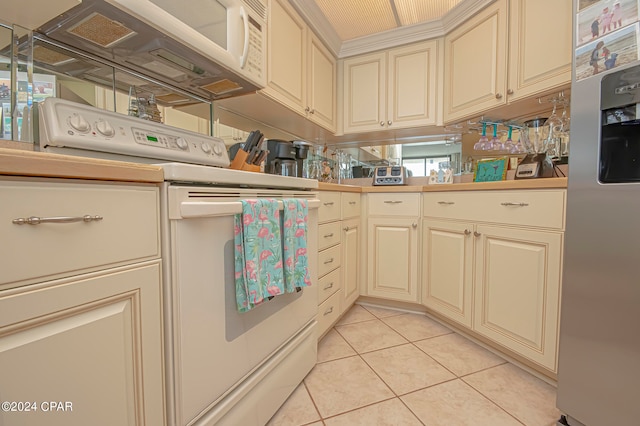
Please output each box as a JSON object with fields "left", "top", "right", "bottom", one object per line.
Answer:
{"left": 318, "top": 177, "right": 567, "bottom": 193}
{"left": 0, "top": 147, "right": 164, "bottom": 183}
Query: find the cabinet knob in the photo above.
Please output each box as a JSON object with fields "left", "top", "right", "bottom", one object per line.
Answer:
{"left": 507, "top": 89, "right": 514, "bottom": 95}
{"left": 343, "top": 226, "right": 350, "bottom": 232}
{"left": 387, "top": 120, "right": 392, "bottom": 126}
{"left": 305, "top": 106, "right": 310, "bottom": 113}
{"left": 474, "top": 231, "right": 482, "bottom": 237}
{"left": 464, "top": 229, "right": 471, "bottom": 236}
{"left": 310, "top": 109, "right": 315, "bottom": 114}
{"left": 412, "top": 223, "right": 418, "bottom": 229}
{"left": 380, "top": 121, "right": 385, "bottom": 127}
{"left": 495, "top": 93, "right": 503, "bottom": 99}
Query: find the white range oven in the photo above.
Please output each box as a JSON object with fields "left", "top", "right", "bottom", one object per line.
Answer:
{"left": 36, "top": 98, "right": 320, "bottom": 426}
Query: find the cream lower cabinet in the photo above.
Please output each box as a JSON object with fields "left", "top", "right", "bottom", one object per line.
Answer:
{"left": 341, "top": 192, "right": 361, "bottom": 308}
{"left": 0, "top": 178, "right": 164, "bottom": 425}
{"left": 422, "top": 189, "right": 565, "bottom": 373}
{"left": 317, "top": 191, "right": 343, "bottom": 338}
{"left": 366, "top": 193, "right": 421, "bottom": 303}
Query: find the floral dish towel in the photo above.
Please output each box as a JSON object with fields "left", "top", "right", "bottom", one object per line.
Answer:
{"left": 282, "top": 198, "right": 311, "bottom": 292}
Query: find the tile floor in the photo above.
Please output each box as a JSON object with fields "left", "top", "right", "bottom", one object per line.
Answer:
{"left": 268, "top": 304, "right": 561, "bottom": 426}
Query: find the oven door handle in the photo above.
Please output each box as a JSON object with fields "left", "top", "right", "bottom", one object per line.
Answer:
{"left": 179, "top": 199, "right": 321, "bottom": 219}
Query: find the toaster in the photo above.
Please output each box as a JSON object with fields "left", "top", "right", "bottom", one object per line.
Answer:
{"left": 373, "top": 166, "right": 407, "bottom": 186}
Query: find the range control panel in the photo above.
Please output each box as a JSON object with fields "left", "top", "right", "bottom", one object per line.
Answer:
{"left": 373, "top": 166, "right": 407, "bottom": 186}
{"left": 37, "top": 98, "right": 230, "bottom": 167}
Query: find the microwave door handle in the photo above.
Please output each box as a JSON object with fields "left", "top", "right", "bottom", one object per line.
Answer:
{"left": 240, "top": 6, "right": 250, "bottom": 69}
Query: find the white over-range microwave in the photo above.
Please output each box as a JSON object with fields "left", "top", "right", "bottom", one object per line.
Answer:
{"left": 36, "top": 0, "right": 266, "bottom": 100}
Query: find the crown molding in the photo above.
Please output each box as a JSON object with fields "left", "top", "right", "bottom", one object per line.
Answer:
{"left": 291, "top": 0, "right": 496, "bottom": 59}
{"left": 288, "top": 0, "right": 343, "bottom": 56}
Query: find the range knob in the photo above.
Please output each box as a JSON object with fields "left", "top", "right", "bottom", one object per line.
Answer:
{"left": 68, "top": 114, "right": 90, "bottom": 133}
{"left": 212, "top": 144, "right": 224, "bottom": 156}
{"left": 95, "top": 120, "right": 115, "bottom": 137}
{"left": 201, "top": 142, "right": 212, "bottom": 154}
{"left": 176, "top": 137, "right": 189, "bottom": 150}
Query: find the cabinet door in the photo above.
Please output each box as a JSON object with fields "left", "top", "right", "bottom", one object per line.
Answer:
{"left": 473, "top": 225, "right": 562, "bottom": 371}
{"left": 507, "top": 0, "right": 572, "bottom": 101}
{"left": 266, "top": 0, "right": 306, "bottom": 112}
{"left": 342, "top": 217, "right": 361, "bottom": 309}
{"left": 308, "top": 32, "right": 336, "bottom": 131}
{"left": 342, "top": 51, "right": 386, "bottom": 133}
{"left": 367, "top": 217, "right": 419, "bottom": 302}
{"left": 422, "top": 219, "right": 474, "bottom": 327}
{"left": 0, "top": 262, "right": 164, "bottom": 425}
{"left": 444, "top": 0, "right": 508, "bottom": 123}
{"left": 388, "top": 40, "right": 441, "bottom": 128}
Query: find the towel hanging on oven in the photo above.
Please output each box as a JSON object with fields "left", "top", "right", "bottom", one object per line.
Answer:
{"left": 282, "top": 199, "right": 311, "bottom": 292}
{"left": 234, "top": 199, "right": 285, "bottom": 312}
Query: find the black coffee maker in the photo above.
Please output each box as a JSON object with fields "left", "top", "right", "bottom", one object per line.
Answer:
{"left": 265, "top": 140, "right": 311, "bottom": 177}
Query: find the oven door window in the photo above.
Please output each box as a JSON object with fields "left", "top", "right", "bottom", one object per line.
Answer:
{"left": 149, "top": 0, "right": 227, "bottom": 49}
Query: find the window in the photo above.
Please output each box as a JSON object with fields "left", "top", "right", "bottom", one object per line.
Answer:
{"left": 402, "top": 156, "right": 451, "bottom": 177}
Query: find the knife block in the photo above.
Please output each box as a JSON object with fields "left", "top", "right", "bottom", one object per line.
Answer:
{"left": 229, "top": 149, "right": 261, "bottom": 172}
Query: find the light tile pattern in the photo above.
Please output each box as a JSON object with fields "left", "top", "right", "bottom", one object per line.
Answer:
{"left": 269, "top": 304, "right": 561, "bottom": 426}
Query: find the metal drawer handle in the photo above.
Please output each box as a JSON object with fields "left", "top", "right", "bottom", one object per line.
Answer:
{"left": 383, "top": 200, "right": 403, "bottom": 204}
{"left": 323, "top": 202, "right": 335, "bottom": 206}
{"left": 438, "top": 201, "right": 455, "bottom": 205}
{"left": 323, "top": 258, "right": 334, "bottom": 264}
{"left": 343, "top": 226, "right": 350, "bottom": 232}
{"left": 349, "top": 201, "right": 357, "bottom": 205}
{"left": 501, "top": 202, "right": 529, "bottom": 207}
{"left": 324, "top": 233, "right": 334, "bottom": 238}
{"left": 324, "top": 306, "right": 334, "bottom": 316}
{"left": 324, "top": 282, "right": 334, "bottom": 290}
{"left": 12, "top": 215, "right": 104, "bottom": 225}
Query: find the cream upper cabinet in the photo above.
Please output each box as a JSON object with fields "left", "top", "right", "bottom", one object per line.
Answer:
{"left": 343, "top": 40, "right": 442, "bottom": 133}
{"left": 507, "top": 0, "right": 572, "bottom": 102}
{"left": 444, "top": 0, "right": 508, "bottom": 123}
{"left": 444, "top": 0, "right": 571, "bottom": 123}
{"left": 266, "top": 0, "right": 336, "bottom": 132}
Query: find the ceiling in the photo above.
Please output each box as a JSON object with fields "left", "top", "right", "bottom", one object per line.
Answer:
{"left": 291, "top": 0, "right": 494, "bottom": 58}
{"left": 312, "top": 0, "right": 465, "bottom": 41}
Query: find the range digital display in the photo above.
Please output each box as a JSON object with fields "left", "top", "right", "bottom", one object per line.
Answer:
{"left": 147, "top": 135, "right": 159, "bottom": 142}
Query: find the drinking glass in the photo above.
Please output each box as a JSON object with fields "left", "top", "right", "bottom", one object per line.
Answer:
{"left": 473, "top": 122, "right": 489, "bottom": 150}
{"left": 504, "top": 126, "right": 515, "bottom": 152}
{"left": 491, "top": 124, "right": 506, "bottom": 151}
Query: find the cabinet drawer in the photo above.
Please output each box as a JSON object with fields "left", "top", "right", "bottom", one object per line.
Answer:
{"left": 341, "top": 193, "right": 361, "bottom": 219}
{"left": 368, "top": 193, "right": 421, "bottom": 216}
{"left": 318, "top": 244, "right": 342, "bottom": 278}
{"left": 319, "top": 221, "right": 341, "bottom": 251}
{"left": 319, "top": 192, "right": 341, "bottom": 223}
{"left": 422, "top": 190, "right": 566, "bottom": 229}
{"left": 1, "top": 180, "right": 160, "bottom": 287}
{"left": 317, "top": 291, "right": 341, "bottom": 338}
{"left": 318, "top": 268, "right": 341, "bottom": 304}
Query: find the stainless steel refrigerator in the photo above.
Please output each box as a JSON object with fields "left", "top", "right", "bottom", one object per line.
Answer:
{"left": 556, "top": 53, "right": 640, "bottom": 426}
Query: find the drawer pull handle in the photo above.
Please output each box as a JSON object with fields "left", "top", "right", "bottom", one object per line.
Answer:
{"left": 349, "top": 201, "right": 357, "bottom": 205}
{"left": 323, "top": 202, "right": 335, "bottom": 206}
{"left": 343, "top": 226, "right": 350, "bottom": 232}
{"left": 500, "top": 202, "right": 529, "bottom": 207}
{"left": 438, "top": 201, "right": 455, "bottom": 205}
{"left": 323, "top": 258, "right": 334, "bottom": 264}
{"left": 12, "top": 215, "right": 104, "bottom": 225}
{"left": 324, "top": 282, "right": 334, "bottom": 290}
{"left": 464, "top": 229, "right": 471, "bottom": 236}
{"left": 324, "top": 306, "right": 334, "bottom": 316}
{"left": 324, "top": 233, "right": 334, "bottom": 238}
{"left": 383, "top": 200, "right": 403, "bottom": 204}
